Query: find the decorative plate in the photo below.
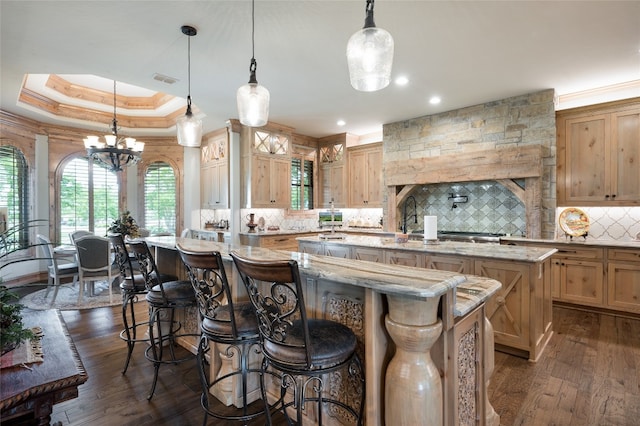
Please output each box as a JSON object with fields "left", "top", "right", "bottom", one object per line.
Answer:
{"left": 559, "top": 208, "right": 590, "bottom": 237}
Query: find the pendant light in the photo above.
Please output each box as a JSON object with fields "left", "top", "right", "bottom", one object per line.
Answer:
{"left": 84, "top": 80, "right": 144, "bottom": 172}
{"left": 176, "top": 25, "right": 203, "bottom": 147}
{"left": 236, "top": 0, "right": 270, "bottom": 127}
{"left": 346, "top": 0, "right": 394, "bottom": 92}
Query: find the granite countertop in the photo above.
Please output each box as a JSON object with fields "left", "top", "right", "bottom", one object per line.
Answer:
{"left": 238, "top": 228, "right": 390, "bottom": 237}
{"left": 501, "top": 236, "right": 640, "bottom": 249}
{"left": 297, "top": 235, "right": 557, "bottom": 263}
{"left": 145, "top": 236, "right": 502, "bottom": 312}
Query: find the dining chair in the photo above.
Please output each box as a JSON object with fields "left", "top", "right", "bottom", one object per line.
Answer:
{"left": 69, "top": 229, "right": 93, "bottom": 245}
{"left": 231, "top": 251, "right": 365, "bottom": 426}
{"left": 36, "top": 234, "right": 79, "bottom": 305}
{"left": 74, "top": 235, "right": 119, "bottom": 304}
{"left": 180, "top": 228, "right": 192, "bottom": 238}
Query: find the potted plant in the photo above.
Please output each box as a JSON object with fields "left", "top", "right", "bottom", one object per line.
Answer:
{"left": 0, "top": 286, "right": 34, "bottom": 355}
{"left": 107, "top": 211, "right": 140, "bottom": 239}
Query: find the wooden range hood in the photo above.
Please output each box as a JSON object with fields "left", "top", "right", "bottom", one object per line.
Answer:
{"left": 385, "top": 145, "right": 544, "bottom": 238}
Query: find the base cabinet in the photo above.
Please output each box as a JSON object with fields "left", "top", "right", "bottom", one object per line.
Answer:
{"left": 555, "top": 258, "right": 604, "bottom": 307}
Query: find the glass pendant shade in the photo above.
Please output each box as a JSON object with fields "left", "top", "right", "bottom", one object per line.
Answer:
{"left": 177, "top": 105, "right": 203, "bottom": 147}
{"left": 237, "top": 81, "right": 270, "bottom": 127}
{"left": 177, "top": 25, "right": 202, "bottom": 147}
{"left": 347, "top": 0, "right": 394, "bottom": 92}
{"left": 347, "top": 26, "right": 394, "bottom": 92}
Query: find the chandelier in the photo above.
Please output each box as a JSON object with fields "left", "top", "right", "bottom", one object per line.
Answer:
{"left": 84, "top": 80, "right": 144, "bottom": 172}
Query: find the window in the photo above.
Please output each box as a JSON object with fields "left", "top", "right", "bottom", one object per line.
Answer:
{"left": 144, "top": 162, "right": 176, "bottom": 235}
{"left": 291, "top": 156, "right": 314, "bottom": 210}
{"left": 60, "top": 157, "right": 119, "bottom": 241}
{"left": 0, "top": 145, "right": 29, "bottom": 252}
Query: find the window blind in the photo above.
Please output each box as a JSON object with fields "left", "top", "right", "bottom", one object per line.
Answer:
{"left": 144, "top": 162, "right": 176, "bottom": 234}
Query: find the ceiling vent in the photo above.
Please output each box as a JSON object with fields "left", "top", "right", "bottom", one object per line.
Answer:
{"left": 152, "top": 73, "right": 178, "bottom": 85}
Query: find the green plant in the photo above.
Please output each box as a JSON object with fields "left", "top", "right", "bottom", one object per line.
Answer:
{"left": 0, "top": 285, "right": 34, "bottom": 354}
{"left": 107, "top": 211, "right": 140, "bottom": 238}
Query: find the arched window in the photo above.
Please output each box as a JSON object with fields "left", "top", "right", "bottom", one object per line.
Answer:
{"left": 60, "top": 157, "right": 119, "bottom": 242}
{"left": 144, "top": 162, "right": 176, "bottom": 235}
{"left": 0, "top": 145, "right": 29, "bottom": 251}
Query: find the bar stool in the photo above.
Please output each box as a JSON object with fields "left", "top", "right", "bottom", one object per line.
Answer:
{"left": 128, "top": 239, "right": 198, "bottom": 400}
{"left": 177, "top": 244, "right": 267, "bottom": 424}
{"left": 231, "top": 251, "right": 365, "bottom": 426}
{"left": 110, "top": 233, "right": 164, "bottom": 374}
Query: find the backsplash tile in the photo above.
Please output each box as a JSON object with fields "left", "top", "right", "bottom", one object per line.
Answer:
{"left": 404, "top": 181, "right": 526, "bottom": 236}
{"left": 556, "top": 207, "right": 640, "bottom": 241}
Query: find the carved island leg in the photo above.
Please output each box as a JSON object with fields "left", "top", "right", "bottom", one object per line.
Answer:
{"left": 385, "top": 295, "right": 443, "bottom": 426}
{"left": 484, "top": 316, "right": 500, "bottom": 426}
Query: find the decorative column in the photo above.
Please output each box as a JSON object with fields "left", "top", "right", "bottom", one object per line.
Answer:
{"left": 385, "top": 295, "right": 443, "bottom": 426}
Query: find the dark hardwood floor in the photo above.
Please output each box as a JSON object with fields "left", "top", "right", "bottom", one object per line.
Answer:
{"left": 8, "top": 283, "right": 640, "bottom": 425}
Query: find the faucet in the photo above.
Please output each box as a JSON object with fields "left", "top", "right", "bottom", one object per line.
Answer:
{"left": 401, "top": 195, "right": 418, "bottom": 234}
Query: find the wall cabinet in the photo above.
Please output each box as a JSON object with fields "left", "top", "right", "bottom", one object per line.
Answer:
{"left": 250, "top": 155, "right": 291, "bottom": 208}
{"left": 201, "top": 131, "right": 229, "bottom": 209}
{"left": 241, "top": 126, "right": 292, "bottom": 208}
{"left": 557, "top": 100, "right": 640, "bottom": 206}
{"left": 348, "top": 143, "right": 383, "bottom": 208}
{"left": 318, "top": 134, "right": 351, "bottom": 208}
{"left": 201, "top": 162, "right": 228, "bottom": 209}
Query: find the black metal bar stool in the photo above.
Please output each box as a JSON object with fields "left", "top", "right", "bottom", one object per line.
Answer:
{"left": 177, "top": 244, "right": 268, "bottom": 425}
{"left": 128, "top": 239, "right": 198, "bottom": 400}
{"left": 231, "top": 251, "right": 365, "bottom": 426}
{"left": 109, "top": 233, "right": 148, "bottom": 374}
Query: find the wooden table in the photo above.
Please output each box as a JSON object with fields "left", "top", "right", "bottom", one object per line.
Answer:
{"left": 1, "top": 309, "right": 88, "bottom": 425}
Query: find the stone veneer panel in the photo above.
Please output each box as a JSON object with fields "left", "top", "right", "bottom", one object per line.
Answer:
{"left": 383, "top": 89, "right": 557, "bottom": 238}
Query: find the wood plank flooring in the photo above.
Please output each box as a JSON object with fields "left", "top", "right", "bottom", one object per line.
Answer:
{"left": 8, "top": 283, "right": 640, "bottom": 425}
{"left": 488, "top": 307, "right": 640, "bottom": 425}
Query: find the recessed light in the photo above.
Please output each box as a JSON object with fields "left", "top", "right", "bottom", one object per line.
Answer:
{"left": 395, "top": 76, "right": 409, "bottom": 86}
{"left": 337, "top": 120, "right": 346, "bottom": 126}
{"left": 429, "top": 96, "right": 441, "bottom": 105}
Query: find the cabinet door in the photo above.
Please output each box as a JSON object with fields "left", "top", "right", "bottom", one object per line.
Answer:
{"left": 425, "top": 255, "right": 472, "bottom": 274}
{"left": 365, "top": 148, "right": 383, "bottom": 205}
{"left": 563, "top": 114, "right": 610, "bottom": 203}
{"left": 352, "top": 247, "right": 383, "bottom": 263}
{"left": 558, "top": 259, "right": 604, "bottom": 307}
{"left": 298, "top": 241, "right": 324, "bottom": 255}
{"left": 384, "top": 250, "right": 423, "bottom": 268}
{"left": 324, "top": 244, "right": 351, "bottom": 259}
{"left": 251, "top": 155, "right": 272, "bottom": 207}
{"left": 349, "top": 150, "right": 368, "bottom": 207}
{"left": 211, "top": 162, "right": 229, "bottom": 208}
{"left": 475, "top": 260, "right": 529, "bottom": 351}
{"left": 320, "top": 163, "right": 347, "bottom": 208}
{"left": 611, "top": 110, "right": 640, "bottom": 202}
{"left": 200, "top": 165, "right": 214, "bottom": 208}
{"left": 271, "top": 157, "right": 291, "bottom": 208}
{"left": 607, "top": 262, "right": 640, "bottom": 314}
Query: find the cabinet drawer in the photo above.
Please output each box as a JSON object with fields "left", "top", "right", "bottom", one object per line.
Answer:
{"left": 553, "top": 246, "right": 603, "bottom": 259}
{"left": 260, "top": 236, "right": 297, "bottom": 250}
{"left": 607, "top": 248, "right": 640, "bottom": 262}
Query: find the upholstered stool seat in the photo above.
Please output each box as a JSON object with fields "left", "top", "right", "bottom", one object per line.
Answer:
{"left": 146, "top": 280, "right": 195, "bottom": 305}
{"left": 200, "top": 302, "right": 258, "bottom": 339}
{"left": 264, "top": 319, "right": 357, "bottom": 369}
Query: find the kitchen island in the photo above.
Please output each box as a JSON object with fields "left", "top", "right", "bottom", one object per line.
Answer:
{"left": 297, "top": 235, "right": 557, "bottom": 362}
{"left": 146, "top": 236, "right": 502, "bottom": 426}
